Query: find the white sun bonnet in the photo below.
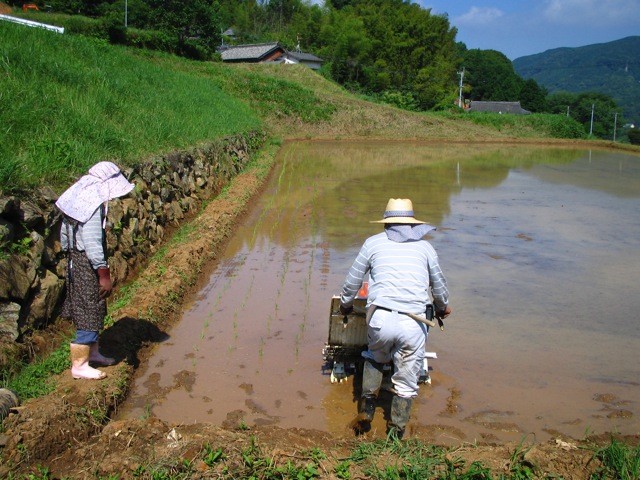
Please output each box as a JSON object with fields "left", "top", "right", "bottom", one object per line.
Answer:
{"left": 56, "top": 162, "right": 134, "bottom": 223}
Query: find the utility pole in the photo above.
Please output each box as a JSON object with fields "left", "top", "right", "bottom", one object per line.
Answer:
{"left": 589, "top": 104, "right": 594, "bottom": 136}
{"left": 124, "top": 0, "right": 128, "bottom": 28}
{"left": 613, "top": 112, "right": 618, "bottom": 142}
{"left": 566, "top": 106, "right": 569, "bottom": 117}
{"left": 457, "top": 67, "right": 465, "bottom": 109}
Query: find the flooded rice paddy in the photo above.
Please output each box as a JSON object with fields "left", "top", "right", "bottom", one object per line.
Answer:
{"left": 117, "top": 141, "right": 640, "bottom": 444}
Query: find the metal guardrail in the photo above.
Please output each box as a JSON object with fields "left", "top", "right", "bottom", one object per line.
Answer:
{"left": 0, "top": 14, "right": 64, "bottom": 34}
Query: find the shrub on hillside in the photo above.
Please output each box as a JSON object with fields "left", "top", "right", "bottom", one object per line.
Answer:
{"left": 628, "top": 128, "right": 640, "bottom": 145}
{"left": 125, "top": 28, "right": 175, "bottom": 53}
{"left": 533, "top": 114, "right": 586, "bottom": 139}
{"left": 63, "top": 15, "right": 108, "bottom": 39}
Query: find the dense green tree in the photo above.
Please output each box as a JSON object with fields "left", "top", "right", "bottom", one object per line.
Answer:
{"left": 282, "top": 3, "right": 326, "bottom": 52}
{"left": 547, "top": 91, "right": 622, "bottom": 138}
{"left": 97, "top": 0, "right": 152, "bottom": 28}
{"left": 326, "top": 0, "right": 356, "bottom": 10}
{"left": 265, "top": 0, "right": 302, "bottom": 33}
{"left": 413, "top": 54, "right": 456, "bottom": 110}
{"left": 546, "top": 91, "right": 577, "bottom": 115}
{"left": 572, "top": 92, "right": 620, "bottom": 138}
{"left": 42, "top": 0, "right": 108, "bottom": 15}
{"left": 316, "top": 0, "right": 457, "bottom": 108}
{"left": 318, "top": 11, "right": 372, "bottom": 86}
{"left": 144, "top": 0, "right": 221, "bottom": 58}
{"left": 216, "top": 0, "right": 269, "bottom": 43}
{"left": 519, "top": 78, "right": 548, "bottom": 112}
{"left": 463, "top": 49, "right": 523, "bottom": 101}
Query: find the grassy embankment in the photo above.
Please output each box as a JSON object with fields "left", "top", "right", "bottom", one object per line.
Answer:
{"left": 2, "top": 20, "right": 639, "bottom": 479}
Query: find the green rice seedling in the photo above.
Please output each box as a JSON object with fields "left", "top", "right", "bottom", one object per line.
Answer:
{"left": 443, "top": 459, "right": 492, "bottom": 479}
{"left": 265, "top": 313, "right": 273, "bottom": 336}
{"left": 294, "top": 333, "right": 300, "bottom": 358}
{"left": 233, "top": 313, "right": 239, "bottom": 341}
{"left": 141, "top": 402, "right": 152, "bottom": 420}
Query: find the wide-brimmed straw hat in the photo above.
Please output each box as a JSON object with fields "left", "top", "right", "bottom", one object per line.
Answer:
{"left": 371, "top": 198, "right": 426, "bottom": 224}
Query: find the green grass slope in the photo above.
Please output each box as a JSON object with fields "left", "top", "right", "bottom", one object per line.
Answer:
{"left": 0, "top": 22, "right": 263, "bottom": 191}
{"left": 513, "top": 36, "right": 640, "bottom": 125}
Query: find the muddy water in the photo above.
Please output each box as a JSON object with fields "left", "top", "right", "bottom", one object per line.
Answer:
{"left": 117, "top": 142, "right": 640, "bottom": 444}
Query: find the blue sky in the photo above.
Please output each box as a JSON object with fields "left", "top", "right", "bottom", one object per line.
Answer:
{"left": 417, "top": 0, "right": 640, "bottom": 60}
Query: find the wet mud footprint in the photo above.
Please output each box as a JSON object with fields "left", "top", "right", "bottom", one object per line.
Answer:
{"left": 439, "top": 387, "right": 462, "bottom": 417}
{"left": 239, "top": 383, "right": 254, "bottom": 395}
{"left": 173, "top": 370, "right": 196, "bottom": 392}
{"left": 464, "top": 410, "right": 522, "bottom": 432}
{"left": 593, "top": 393, "right": 634, "bottom": 419}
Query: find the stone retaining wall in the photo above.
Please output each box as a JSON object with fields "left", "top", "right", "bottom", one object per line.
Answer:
{"left": 0, "top": 131, "right": 264, "bottom": 371}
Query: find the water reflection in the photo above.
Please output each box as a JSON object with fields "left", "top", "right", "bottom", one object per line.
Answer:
{"left": 119, "top": 141, "right": 640, "bottom": 444}
{"left": 259, "top": 142, "right": 584, "bottom": 251}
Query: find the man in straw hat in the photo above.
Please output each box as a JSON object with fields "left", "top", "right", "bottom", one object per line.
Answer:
{"left": 56, "top": 161, "right": 135, "bottom": 380}
{"left": 340, "top": 198, "right": 451, "bottom": 439}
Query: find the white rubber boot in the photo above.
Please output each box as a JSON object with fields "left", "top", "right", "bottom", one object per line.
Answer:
{"left": 70, "top": 343, "right": 106, "bottom": 380}
{"left": 89, "top": 342, "right": 115, "bottom": 366}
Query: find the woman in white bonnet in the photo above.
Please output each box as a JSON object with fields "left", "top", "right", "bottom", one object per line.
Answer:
{"left": 56, "top": 162, "right": 134, "bottom": 380}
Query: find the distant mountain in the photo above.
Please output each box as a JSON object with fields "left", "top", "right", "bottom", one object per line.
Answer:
{"left": 513, "top": 36, "right": 640, "bottom": 125}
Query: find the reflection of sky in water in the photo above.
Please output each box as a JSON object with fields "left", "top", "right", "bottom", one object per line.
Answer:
{"left": 443, "top": 159, "right": 640, "bottom": 336}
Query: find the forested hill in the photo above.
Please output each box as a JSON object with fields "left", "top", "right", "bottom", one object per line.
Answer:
{"left": 512, "top": 36, "right": 640, "bottom": 125}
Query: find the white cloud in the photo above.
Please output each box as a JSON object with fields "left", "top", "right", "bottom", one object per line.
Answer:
{"left": 543, "top": 0, "right": 640, "bottom": 26}
{"left": 454, "top": 6, "right": 505, "bottom": 26}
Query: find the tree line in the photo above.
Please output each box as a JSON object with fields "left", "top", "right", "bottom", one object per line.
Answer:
{"left": 12, "top": 0, "right": 626, "bottom": 140}
{"left": 461, "top": 47, "right": 625, "bottom": 140}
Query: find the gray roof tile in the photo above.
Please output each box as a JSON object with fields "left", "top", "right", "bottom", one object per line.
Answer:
{"left": 220, "top": 43, "right": 282, "bottom": 61}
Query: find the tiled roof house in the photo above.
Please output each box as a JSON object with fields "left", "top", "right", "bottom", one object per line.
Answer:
{"left": 219, "top": 43, "right": 286, "bottom": 63}
{"left": 468, "top": 101, "right": 531, "bottom": 114}
{"left": 219, "top": 42, "right": 323, "bottom": 70}
{"left": 279, "top": 50, "right": 323, "bottom": 70}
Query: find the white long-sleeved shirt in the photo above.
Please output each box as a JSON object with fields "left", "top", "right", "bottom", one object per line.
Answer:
{"left": 340, "top": 231, "right": 449, "bottom": 314}
{"left": 60, "top": 206, "right": 107, "bottom": 269}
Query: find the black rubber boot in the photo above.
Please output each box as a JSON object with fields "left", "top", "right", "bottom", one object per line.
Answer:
{"left": 387, "top": 395, "right": 412, "bottom": 440}
{"left": 359, "top": 395, "right": 376, "bottom": 421}
{"left": 352, "top": 395, "right": 376, "bottom": 434}
{"left": 352, "top": 360, "right": 384, "bottom": 435}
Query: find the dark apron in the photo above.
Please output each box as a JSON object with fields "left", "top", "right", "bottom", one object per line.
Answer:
{"left": 59, "top": 212, "right": 107, "bottom": 332}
